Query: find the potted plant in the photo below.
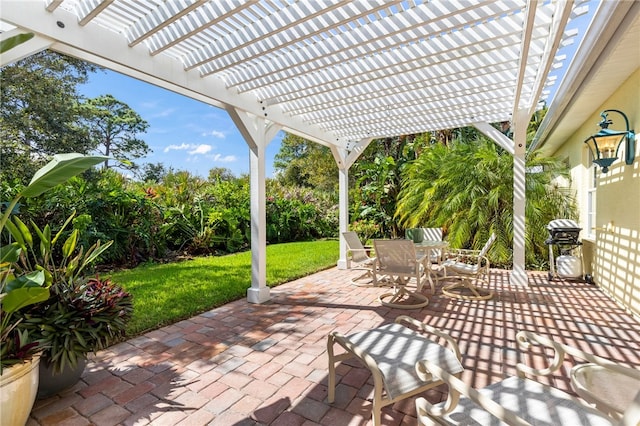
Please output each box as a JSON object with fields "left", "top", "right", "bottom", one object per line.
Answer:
{"left": 0, "top": 269, "right": 48, "bottom": 426}
{"left": 19, "top": 275, "right": 133, "bottom": 397}
{"left": 1, "top": 153, "right": 108, "bottom": 425}
{"left": 6, "top": 206, "right": 133, "bottom": 397}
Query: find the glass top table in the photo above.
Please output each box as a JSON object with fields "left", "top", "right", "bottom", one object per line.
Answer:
{"left": 413, "top": 240, "right": 448, "bottom": 293}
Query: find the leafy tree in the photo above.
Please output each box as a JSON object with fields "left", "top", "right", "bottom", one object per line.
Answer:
{"left": 396, "top": 136, "right": 576, "bottom": 269}
{"left": 208, "top": 167, "right": 235, "bottom": 182}
{"left": 351, "top": 134, "right": 429, "bottom": 238}
{"left": 140, "top": 162, "right": 172, "bottom": 183}
{"left": 0, "top": 50, "right": 100, "bottom": 181}
{"left": 274, "top": 133, "right": 338, "bottom": 191}
{"left": 78, "top": 94, "right": 150, "bottom": 170}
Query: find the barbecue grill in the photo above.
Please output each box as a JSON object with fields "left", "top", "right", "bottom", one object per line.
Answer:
{"left": 545, "top": 219, "right": 589, "bottom": 282}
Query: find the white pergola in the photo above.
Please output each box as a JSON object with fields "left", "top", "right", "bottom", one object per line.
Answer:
{"left": 0, "top": 0, "right": 598, "bottom": 303}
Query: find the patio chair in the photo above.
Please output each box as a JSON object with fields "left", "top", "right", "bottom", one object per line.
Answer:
{"left": 328, "top": 315, "right": 464, "bottom": 426}
{"left": 440, "top": 232, "right": 496, "bottom": 300}
{"left": 373, "top": 239, "right": 429, "bottom": 309}
{"left": 415, "top": 330, "right": 640, "bottom": 426}
{"left": 342, "top": 231, "right": 376, "bottom": 285}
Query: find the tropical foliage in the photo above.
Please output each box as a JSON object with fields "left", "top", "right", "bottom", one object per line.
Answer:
{"left": 17, "top": 276, "right": 133, "bottom": 374}
{"left": 4, "top": 168, "right": 340, "bottom": 267}
{"left": 0, "top": 154, "right": 109, "bottom": 372}
{"left": 396, "top": 136, "right": 576, "bottom": 268}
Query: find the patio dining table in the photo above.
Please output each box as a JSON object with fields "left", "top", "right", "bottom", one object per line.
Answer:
{"left": 413, "top": 240, "right": 448, "bottom": 293}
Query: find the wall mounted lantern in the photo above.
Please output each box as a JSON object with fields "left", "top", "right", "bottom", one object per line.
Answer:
{"left": 584, "top": 109, "right": 635, "bottom": 173}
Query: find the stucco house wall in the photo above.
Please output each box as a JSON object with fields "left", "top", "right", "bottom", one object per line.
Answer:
{"left": 551, "top": 68, "right": 639, "bottom": 316}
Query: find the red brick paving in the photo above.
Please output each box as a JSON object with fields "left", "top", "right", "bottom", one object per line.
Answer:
{"left": 27, "top": 268, "right": 640, "bottom": 425}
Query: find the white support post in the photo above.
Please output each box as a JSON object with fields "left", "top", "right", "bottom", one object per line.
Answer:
{"left": 474, "top": 119, "right": 528, "bottom": 286}
{"left": 337, "top": 161, "right": 349, "bottom": 269}
{"left": 511, "top": 110, "right": 529, "bottom": 285}
{"left": 226, "top": 107, "right": 281, "bottom": 303}
{"left": 331, "top": 139, "right": 373, "bottom": 270}
{"left": 247, "top": 138, "right": 270, "bottom": 303}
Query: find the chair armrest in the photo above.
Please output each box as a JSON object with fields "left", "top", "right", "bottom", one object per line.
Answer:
{"left": 346, "top": 247, "right": 375, "bottom": 265}
{"left": 515, "top": 331, "right": 640, "bottom": 381}
{"left": 328, "top": 331, "right": 383, "bottom": 374}
{"left": 328, "top": 331, "right": 385, "bottom": 390}
{"left": 396, "top": 316, "right": 461, "bottom": 362}
{"left": 415, "top": 359, "right": 532, "bottom": 425}
{"left": 621, "top": 390, "right": 640, "bottom": 426}
{"left": 448, "top": 248, "right": 481, "bottom": 256}
{"left": 347, "top": 247, "right": 370, "bottom": 256}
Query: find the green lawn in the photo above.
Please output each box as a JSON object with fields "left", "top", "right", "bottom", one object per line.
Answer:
{"left": 108, "top": 239, "right": 339, "bottom": 336}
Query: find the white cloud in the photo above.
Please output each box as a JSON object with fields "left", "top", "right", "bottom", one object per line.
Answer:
{"left": 209, "top": 154, "right": 237, "bottom": 163}
{"left": 164, "top": 143, "right": 191, "bottom": 153}
{"left": 164, "top": 143, "right": 213, "bottom": 155}
{"left": 202, "top": 130, "right": 226, "bottom": 139}
{"left": 189, "top": 144, "right": 212, "bottom": 155}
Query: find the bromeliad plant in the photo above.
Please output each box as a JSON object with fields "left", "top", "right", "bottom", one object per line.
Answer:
{"left": 0, "top": 153, "right": 108, "bottom": 373}
{"left": 5, "top": 204, "right": 134, "bottom": 375}
{"left": 18, "top": 275, "right": 133, "bottom": 374}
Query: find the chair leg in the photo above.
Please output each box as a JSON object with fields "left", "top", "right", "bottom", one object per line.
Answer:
{"left": 441, "top": 277, "right": 493, "bottom": 300}
{"left": 379, "top": 286, "right": 429, "bottom": 309}
{"left": 351, "top": 270, "right": 374, "bottom": 286}
{"left": 327, "top": 334, "right": 337, "bottom": 404}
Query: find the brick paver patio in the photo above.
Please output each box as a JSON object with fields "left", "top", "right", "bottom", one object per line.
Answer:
{"left": 27, "top": 268, "right": 640, "bottom": 425}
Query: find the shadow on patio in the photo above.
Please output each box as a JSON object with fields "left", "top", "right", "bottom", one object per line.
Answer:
{"left": 28, "top": 268, "right": 640, "bottom": 425}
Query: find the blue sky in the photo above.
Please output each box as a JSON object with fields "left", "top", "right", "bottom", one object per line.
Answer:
{"left": 79, "top": 70, "right": 284, "bottom": 178}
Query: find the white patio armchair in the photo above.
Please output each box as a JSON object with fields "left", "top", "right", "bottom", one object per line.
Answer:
{"left": 440, "top": 233, "right": 496, "bottom": 300}
{"left": 373, "top": 239, "right": 429, "bottom": 309}
{"left": 415, "top": 330, "right": 640, "bottom": 426}
{"left": 342, "top": 231, "right": 376, "bottom": 285}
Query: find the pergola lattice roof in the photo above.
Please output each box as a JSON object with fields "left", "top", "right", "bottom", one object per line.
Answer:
{"left": 0, "top": 0, "right": 588, "bottom": 148}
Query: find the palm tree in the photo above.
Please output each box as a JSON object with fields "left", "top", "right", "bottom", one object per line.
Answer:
{"left": 395, "top": 136, "right": 577, "bottom": 269}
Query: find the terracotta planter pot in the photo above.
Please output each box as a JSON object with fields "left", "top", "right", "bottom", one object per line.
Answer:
{"left": 37, "top": 357, "right": 87, "bottom": 399}
{"left": 0, "top": 356, "right": 40, "bottom": 426}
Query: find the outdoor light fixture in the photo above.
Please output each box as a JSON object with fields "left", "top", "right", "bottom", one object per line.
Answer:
{"left": 584, "top": 109, "right": 636, "bottom": 173}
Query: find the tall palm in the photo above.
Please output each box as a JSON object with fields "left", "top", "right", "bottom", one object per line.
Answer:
{"left": 396, "top": 137, "right": 576, "bottom": 268}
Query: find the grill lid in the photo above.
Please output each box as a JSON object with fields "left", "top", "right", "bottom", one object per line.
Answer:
{"left": 545, "top": 219, "right": 582, "bottom": 246}
{"left": 547, "top": 219, "right": 581, "bottom": 231}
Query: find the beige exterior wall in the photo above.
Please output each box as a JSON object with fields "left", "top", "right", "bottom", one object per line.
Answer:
{"left": 552, "top": 68, "right": 640, "bottom": 316}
